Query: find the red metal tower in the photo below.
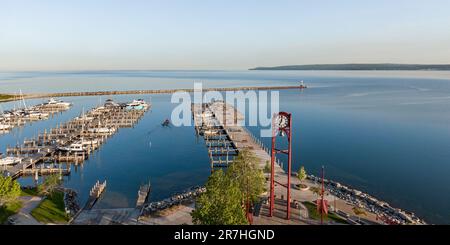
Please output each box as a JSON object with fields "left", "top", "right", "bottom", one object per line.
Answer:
{"left": 316, "top": 166, "right": 328, "bottom": 225}
{"left": 269, "top": 112, "right": 293, "bottom": 220}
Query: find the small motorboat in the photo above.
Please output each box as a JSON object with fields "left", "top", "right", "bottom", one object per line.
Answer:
{"left": 0, "top": 156, "right": 22, "bottom": 166}
{"left": 57, "top": 142, "right": 86, "bottom": 152}
{"left": 162, "top": 119, "right": 170, "bottom": 127}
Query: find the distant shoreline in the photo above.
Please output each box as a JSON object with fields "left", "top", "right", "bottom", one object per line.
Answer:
{"left": 250, "top": 64, "right": 450, "bottom": 71}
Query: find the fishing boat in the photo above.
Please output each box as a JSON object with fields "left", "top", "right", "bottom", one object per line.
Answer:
{"left": 0, "top": 156, "right": 22, "bottom": 166}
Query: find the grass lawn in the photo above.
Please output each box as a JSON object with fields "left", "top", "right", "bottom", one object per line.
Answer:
{"left": 0, "top": 201, "right": 22, "bottom": 224}
{"left": 31, "top": 191, "right": 69, "bottom": 224}
{"left": 21, "top": 188, "right": 39, "bottom": 197}
{"left": 303, "top": 201, "right": 348, "bottom": 224}
{"left": 0, "top": 94, "right": 14, "bottom": 101}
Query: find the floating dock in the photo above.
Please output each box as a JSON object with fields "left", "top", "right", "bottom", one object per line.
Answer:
{"left": 192, "top": 101, "right": 284, "bottom": 171}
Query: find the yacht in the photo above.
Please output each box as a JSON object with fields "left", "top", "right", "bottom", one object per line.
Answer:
{"left": 57, "top": 142, "right": 86, "bottom": 152}
{"left": 126, "top": 99, "right": 149, "bottom": 110}
{"left": 44, "top": 98, "right": 72, "bottom": 108}
{"left": 0, "top": 157, "right": 22, "bottom": 166}
{"left": 25, "top": 111, "right": 49, "bottom": 120}
{"left": 104, "top": 99, "right": 120, "bottom": 108}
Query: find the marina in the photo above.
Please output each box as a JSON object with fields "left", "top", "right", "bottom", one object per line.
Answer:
{"left": 0, "top": 97, "right": 72, "bottom": 135}
{"left": 0, "top": 98, "right": 150, "bottom": 180}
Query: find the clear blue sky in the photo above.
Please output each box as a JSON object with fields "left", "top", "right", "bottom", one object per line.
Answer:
{"left": 1, "top": 0, "right": 450, "bottom": 70}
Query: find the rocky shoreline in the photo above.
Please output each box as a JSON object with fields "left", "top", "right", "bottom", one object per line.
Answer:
{"left": 140, "top": 175, "right": 427, "bottom": 225}
{"left": 307, "top": 174, "right": 427, "bottom": 225}
{"left": 141, "top": 186, "right": 206, "bottom": 216}
{"left": 61, "top": 188, "right": 81, "bottom": 217}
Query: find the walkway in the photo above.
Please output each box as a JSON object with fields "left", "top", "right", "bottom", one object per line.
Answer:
{"left": 9, "top": 196, "right": 43, "bottom": 225}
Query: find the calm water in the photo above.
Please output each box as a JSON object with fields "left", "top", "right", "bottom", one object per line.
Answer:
{"left": 1, "top": 70, "right": 450, "bottom": 224}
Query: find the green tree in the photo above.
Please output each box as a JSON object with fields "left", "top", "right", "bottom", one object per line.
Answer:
{"left": 310, "top": 186, "right": 321, "bottom": 197}
{"left": 191, "top": 169, "right": 248, "bottom": 225}
{"left": 0, "top": 176, "right": 21, "bottom": 206}
{"left": 297, "top": 166, "right": 307, "bottom": 186}
{"left": 264, "top": 160, "right": 271, "bottom": 174}
{"left": 227, "top": 149, "right": 266, "bottom": 203}
{"left": 38, "top": 174, "right": 62, "bottom": 196}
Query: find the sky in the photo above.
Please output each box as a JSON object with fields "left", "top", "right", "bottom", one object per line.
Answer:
{"left": 1, "top": 0, "right": 450, "bottom": 71}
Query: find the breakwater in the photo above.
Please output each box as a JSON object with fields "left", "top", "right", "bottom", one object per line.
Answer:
{"left": 141, "top": 186, "right": 206, "bottom": 216}
{"left": 0, "top": 85, "right": 306, "bottom": 102}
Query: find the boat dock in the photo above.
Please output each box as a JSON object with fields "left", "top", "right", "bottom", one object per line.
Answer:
{"left": 83, "top": 180, "right": 107, "bottom": 210}
{"left": 0, "top": 98, "right": 72, "bottom": 135}
{"left": 191, "top": 101, "right": 305, "bottom": 224}
{"left": 192, "top": 101, "right": 283, "bottom": 171}
{"left": 1, "top": 99, "right": 150, "bottom": 179}
{"left": 136, "top": 182, "right": 151, "bottom": 209}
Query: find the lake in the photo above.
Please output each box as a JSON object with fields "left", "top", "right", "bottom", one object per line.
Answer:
{"left": 1, "top": 70, "right": 450, "bottom": 224}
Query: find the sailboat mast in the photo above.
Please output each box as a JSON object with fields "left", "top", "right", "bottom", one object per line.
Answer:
{"left": 20, "top": 89, "right": 27, "bottom": 110}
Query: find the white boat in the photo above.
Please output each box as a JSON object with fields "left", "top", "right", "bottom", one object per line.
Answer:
{"left": 0, "top": 157, "right": 22, "bottom": 166}
{"left": 45, "top": 98, "right": 72, "bottom": 107}
{"left": 25, "top": 111, "right": 49, "bottom": 119}
{"left": 80, "top": 138, "right": 99, "bottom": 146}
{"left": 0, "top": 124, "right": 11, "bottom": 130}
{"left": 57, "top": 142, "right": 86, "bottom": 152}
{"left": 74, "top": 115, "right": 95, "bottom": 121}
{"left": 126, "top": 99, "right": 149, "bottom": 110}
{"left": 87, "top": 127, "right": 116, "bottom": 134}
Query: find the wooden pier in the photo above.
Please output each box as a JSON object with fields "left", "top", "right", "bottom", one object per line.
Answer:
{"left": 192, "top": 101, "right": 318, "bottom": 224}
{"left": 2, "top": 99, "right": 150, "bottom": 179}
{"left": 136, "top": 182, "right": 151, "bottom": 209}
{"left": 192, "top": 101, "right": 284, "bottom": 171}
{"left": 83, "top": 180, "right": 107, "bottom": 210}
